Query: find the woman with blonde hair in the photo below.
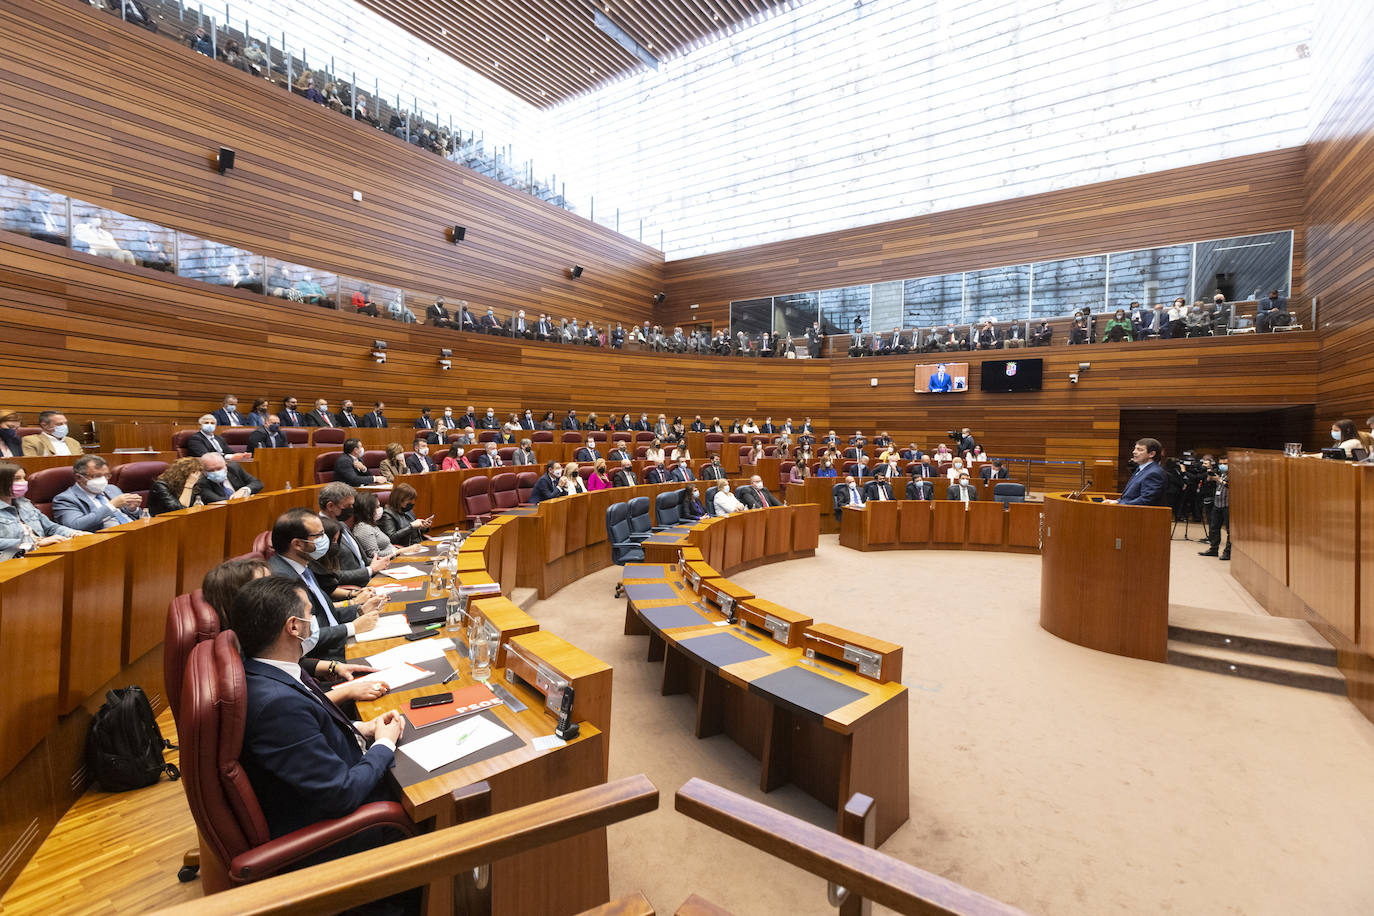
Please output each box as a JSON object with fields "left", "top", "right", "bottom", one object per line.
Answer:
{"left": 378, "top": 443, "right": 407, "bottom": 481}
{"left": 148, "top": 457, "right": 205, "bottom": 515}
{"left": 588, "top": 458, "right": 611, "bottom": 491}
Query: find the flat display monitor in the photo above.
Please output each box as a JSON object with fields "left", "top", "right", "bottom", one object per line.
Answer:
{"left": 980, "top": 358, "right": 1043, "bottom": 392}
{"left": 914, "top": 362, "right": 968, "bottom": 393}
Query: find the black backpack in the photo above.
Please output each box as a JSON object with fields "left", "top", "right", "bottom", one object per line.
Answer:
{"left": 86, "top": 686, "right": 180, "bottom": 792}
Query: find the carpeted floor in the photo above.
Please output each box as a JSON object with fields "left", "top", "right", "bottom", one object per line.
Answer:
{"left": 527, "top": 534, "right": 1374, "bottom": 915}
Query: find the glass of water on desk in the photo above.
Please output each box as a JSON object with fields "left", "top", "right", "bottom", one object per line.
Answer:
{"left": 472, "top": 627, "right": 498, "bottom": 683}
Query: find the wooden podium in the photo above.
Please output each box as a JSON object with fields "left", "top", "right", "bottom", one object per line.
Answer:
{"left": 1039, "top": 492, "right": 1171, "bottom": 661}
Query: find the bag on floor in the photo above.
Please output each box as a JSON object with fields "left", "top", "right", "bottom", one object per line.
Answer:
{"left": 85, "top": 686, "right": 180, "bottom": 792}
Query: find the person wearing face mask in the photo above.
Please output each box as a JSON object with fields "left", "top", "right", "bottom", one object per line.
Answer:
{"left": 738, "top": 475, "right": 781, "bottom": 509}
{"left": 669, "top": 458, "right": 695, "bottom": 483}
{"left": 833, "top": 474, "right": 865, "bottom": 521}
{"left": 713, "top": 480, "right": 745, "bottom": 515}
{"left": 587, "top": 458, "right": 612, "bottom": 491}
{"left": 574, "top": 436, "right": 601, "bottom": 464}
{"left": 332, "top": 438, "right": 387, "bottom": 486}
{"left": 1199, "top": 458, "right": 1231, "bottom": 559}
{"left": 406, "top": 437, "right": 439, "bottom": 473}
{"left": 814, "top": 456, "right": 837, "bottom": 478}
{"left": 185, "top": 415, "right": 230, "bottom": 457}
{"left": 476, "top": 443, "right": 504, "bottom": 468}
{"left": 0, "top": 463, "right": 80, "bottom": 559}
{"left": 562, "top": 410, "right": 581, "bottom": 431}
{"left": 361, "top": 402, "right": 388, "bottom": 428}
{"left": 247, "top": 414, "right": 289, "bottom": 452}
{"left": 680, "top": 486, "right": 706, "bottom": 521}
{"left": 228, "top": 576, "right": 406, "bottom": 858}
{"left": 643, "top": 459, "right": 669, "bottom": 485}
{"left": 267, "top": 508, "right": 380, "bottom": 661}
{"left": 0, "top": 411, "right": 22, "bottom": 459}
{"left": 350, "top": 491, "right": 400, "bottom": 562}
{"left": 788, "top": 461, "right": 809, "bottom": 485}
{"left": 612, "top": 459, "right": 638, "bottom": 488}
{"left": 511, "top": 438, "right": 537, "bottom": 466}
{"left": 531, "top": 461, "right": 564, "bottom": 505}
{"left": 304, "top": 398, "right": 335, "bottom": 428}
{"left": 148, "top": 457, "right": 204, "bottom": 515}
{"left": 195, "top": 452, "right": 263, "bottom": 503}
{"left": 21, "top": 410, "right": 83, "bottom": 457}
{"left": 519, "top": 409, "right": 536, "bottom": 431}
{"left": 212, "top": 395, "right": 244, "bottom": 427}
{"left": 865, "top": 473, "right": 895, "bottom": 502}
{"left": 478, "top": 408, "right": 499, "bottom": 430}
{"left": 53, "top": 456, "right": 143, "bottom": 531}
{"left": 560, "top": 463, "right": 588, "bottom": 495}
{"left": 606, "top": 440, "right": 631, "bottom": 463}
{"left": 317, "top": 483, "right": 390, "bottom": 590}
{"left": 439, "top": 442, "right": 469, "bottom": 471}
{"left": 279, "top": 397, "right": 305, "bottom": 427}
{"left": 337, "top": 400, "right": 359, "bottom": 428}
{"left": 905, "top": 472, "right": 934, "bottom": 500}
{"left": 947, "top": 474, "right": 977, "bottom": 503}
{"left": 1330, "top": 419, "right": 1367, "bottom": 459}
{"left": 378, "top": 483, "right": 432, "bottom": 547}
{"left": 700, "top": 455, "right": 727, "bottom": 481}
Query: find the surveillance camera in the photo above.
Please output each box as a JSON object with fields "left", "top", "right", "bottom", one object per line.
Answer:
{"left": 1069, "top": 373, "right": 1079, "bottom": 384}
{"left": 438, "top": 359, "right": 451, "bottom": 370}
{"left": 439, "top": 348, "right": 452, "bottom": 358}
{"left": 372, "top": 350, "right": 387, "bottom": 364}
{"left": 1077, "top": 362, "right": 1091, "bottom": 372}
{"left": 372, "top": 339, "right": 388, "bottom": 350}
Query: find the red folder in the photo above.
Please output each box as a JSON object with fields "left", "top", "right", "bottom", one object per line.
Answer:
{"left": 405, "top": 684, "right": 502, "bottom": 728}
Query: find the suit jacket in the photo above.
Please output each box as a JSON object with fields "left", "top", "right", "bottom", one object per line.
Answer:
{"left": 864, "top": 479, "right": 895, "bottom": 501}
{"left": 669, "top": 466, "right": 695, "bottom": 482}
{"left": 606, "top": 449, "right": 631, "bottom": 463}
{"left": 480, "top": 314, "right": 502, "bottom": 334}
{"left": 510, "top": 449, "right": 536, "bottom": 466}
{"left": 700, "top": 464, "right": 727, "bottom": 480}
{"left": 475, "top": 452, "right": 503, "bottom": 468}
{"left": 304, "top": 409, "right": 335, "bottom": 428}
{"left": 332, "top": 454, "right": 376, "bottom": 487}
{"left": 562, "top": 416, "right": 581, "bottom": 430}
{"left": 405, "top": 453, "right": 438, "bottom": 474}
{"left": 477, "top": 415, "right": 500, "bottom": 429}
{"left": 247, "top": 428, "right": 289, "bottom": 451}
{"left": 240, "top": 658, "right": 394, "bottom": 839}
{"left": 833, "top": 483, "right": 865, "bottom": 516}
{"left": 643, "top": 465, "right": 668, "bottom": 484}
{"left": 1119, "top": 461, "right": 1168, "bottom": 506}
{"left": 267, "top": 554, "right": 355, "bottom": 660}
{"left": 980, "top": 465, "right": 1010, "bottom": 480}
{"left": 378, "top": 508, "right": 424, "bottom": 547}
{"left": 337, "top": 410, "right": 360, "bottom": 428}
{"left": 946, "top": 484, "right": 978, "bottom": 501}
{"left": 426, "top": 303, "right": 452, "bottom": 324}
{"left": 574, "top": 448, "right": 600, "bottom": 463}
{"left": 280, "top": 407, "right": 306, "bottom": 427}
{"left": 737, "top": 485, "right": 780, "bottom": 509}
{"left": 52, "top": 482, "right": 138, "bottom": 531}
{"left": 458, "top": 309, "right": 477, "bottom": 331}
{"left": 21, "top": 433, "right": 84, "bottom": 457}
{"left": 519, "top": 416, "right": 536, "bottom": 430}
{"left": 413, "top": 416, "right": 435, "bottom": 430}
{"left": 611, "top": 469, "right": 638, "bottom": 488}
{"left": 530, "top": 473, "right": 563, "bottom": 505}
{"left": 905, "top": 479, "right": 934, "bottom": 500}
{"left": 185, "top": 431, "right": 230, "bottom": 457}
{"left": 194, "top": 463, "right": 263, "bottom": 503}
{"left": 361, "top": 411, "right": 388, "bottom": 428}
{"left": 910, "top": 463, "right": 937, "bottom": 478}
{"left": 211, "top": 407, "right": 244, "bottom": 426}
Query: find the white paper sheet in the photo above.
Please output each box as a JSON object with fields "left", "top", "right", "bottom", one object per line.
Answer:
{"left": 352, "top": 614, "right": 414, "bottom": 643}
{"left": 398, "top": 716, "right": 515, "bottom": 771}
{"left": 379, "top": 565, "right": 428, "bottom": 580}
{"left": 353, "top": 662, "right": 433, "bottom": 691}
{"left": 366, "top": 638, "right": 455, "bottom": 669}
{"left": 532, "top": 735, "right": 567, "bottom": 752}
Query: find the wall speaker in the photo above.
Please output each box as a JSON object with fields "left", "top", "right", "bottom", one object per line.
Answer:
{"left": 217, "top": 147, "right": 236, "bottom": 174}
{"left": 570, "top": 265, "right": 584, "bottom": 279}
{"left": 452, "top": 225, "right": 466, "bottom": 243}
{"left": 653, "top": 292, "right": 665, "bottom": 305}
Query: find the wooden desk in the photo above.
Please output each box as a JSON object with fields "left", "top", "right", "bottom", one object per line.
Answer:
{"left": 8, "top": 451, "right": 179, "bottom": 475}
{"left": 839, "top": 501, "right": 1041, "bottom": 555}
{"left": 0, "top": 557, "right": 65, "bottom": 777}
{"left": 38, "top": 533, "right": 129, "bottom": 713}
{"left": 1039, "top": 492, "right": 1171, "bottom": 662}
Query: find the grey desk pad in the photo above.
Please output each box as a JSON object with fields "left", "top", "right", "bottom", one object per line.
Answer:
{"left": 622, "top": 563, "right": 671, "bottom": 579}
{"left": 380, "top": 586, "right": 427, "bottom": 604}
{"left": 390, "top": 709, "right": 525, "bottom": 788}
{"left": 678, "top": 632, "right": 769, "bottom": 669}
{"left": 640, "top": 603, "right": 713, "bottom": 632}
{"left": 624, "top": 582, "right": 680, "bottom": 602}
{"left": 644, "top": 533, "right": 685, "bottom": 543}
{"left": 751, "top": 666, "right": 867, "bottom": 717}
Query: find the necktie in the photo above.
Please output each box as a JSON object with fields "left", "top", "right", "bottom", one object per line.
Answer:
{"left": 851, "top": 486, "right": 859, "bottom": 505}
{"left": 324, "top": 413, "right": 333, "bottom": 428}
{"left": 339, "top": 527, "right": 364, "bottom": 567}
{"left": 299, "top": 669, "right": 366, "bottom": 751}
{"left": 207, "top": 433, "right": 221, "bottom": 453}
{"left": 223, "top": 479, "right": 234, "bottom": 497}
{"left": 299, "top": 568, "right": 339, "bottom": 627}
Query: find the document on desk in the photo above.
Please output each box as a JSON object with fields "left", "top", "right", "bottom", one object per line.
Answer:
{"left": 354, "top": 662, "right": 433, "bottom": 691}
{"left": 367, "top": 638, "right": 455, "bottom": 669}
{"left": 353, "top": 614, "right": 414, "bottom": 643}
{"left": 379, "top": 565, "right": 428, "bottom": 580}
{"left": 399, "top": 716, "right": 514, "bottom": 772}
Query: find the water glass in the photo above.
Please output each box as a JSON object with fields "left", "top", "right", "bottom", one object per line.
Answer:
{"left": 472, "top": 631, "right": 497, "bottom": 683}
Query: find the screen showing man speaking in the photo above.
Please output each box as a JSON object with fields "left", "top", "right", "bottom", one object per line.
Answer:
{"left": 914, "top": 362, "right": 969, "bottom": 393}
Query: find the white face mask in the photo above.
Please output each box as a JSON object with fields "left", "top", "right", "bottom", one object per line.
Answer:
{"left": 307, "top": 533, "right": 329, "bottom": 559}
{"left": 201, "top": 422, "right": 216, "bottom": 435}
{"left": 291, "top": 615, "right": 320, "bottom": 655}
{"left": 1332, "top": 430, "right": 1342, "bottom": 441}
{"left": 83, "top": 475, "right": 110, "bottom": 494}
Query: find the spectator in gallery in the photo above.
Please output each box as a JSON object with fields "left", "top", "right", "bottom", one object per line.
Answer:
{"left": 300, "top": 76, "right": 326, "bottom": 105}
{"left": 1102, "top": 308, "right": 1134, "bottom": 342}
{"left": 351, "top": 284, "right": 378, "bottom": 317}
{"left": 1256, "top": 290, "right": 1290, "bottom": 333}
{"left": 387, "top": 295, "right": 416, "bottom": 323}
{"left": 72, "top": 217, "right": 135, "bottom": 264}
{"left": 242, "top": 40, "right": 267, "bottom": 77}
{"left": 191, "top": 26, "right": 214, "bottom": 56}
{"left": 1168, "top": 297, "right": 1188, "bottom": 339}
{"left": 296, "top": 273, "right": 326, "bottom": 305}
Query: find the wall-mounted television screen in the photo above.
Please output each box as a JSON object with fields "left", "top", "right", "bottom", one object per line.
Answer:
{"left": 914, "top": 363, "right": 969, "bottom": 393}
{"left": 980, "top": 358, "right": 1043, "bottom": 392}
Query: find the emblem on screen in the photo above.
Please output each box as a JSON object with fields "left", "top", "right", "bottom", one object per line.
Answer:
{"left": 1004, "top": 362, "right": 1017, "bottom": 377}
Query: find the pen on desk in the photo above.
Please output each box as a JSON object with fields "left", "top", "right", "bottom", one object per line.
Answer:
{"left": 442, "top": 668, "right": 459, "bottom": 684}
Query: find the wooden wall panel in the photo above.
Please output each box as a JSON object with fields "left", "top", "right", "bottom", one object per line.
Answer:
{"left": 661, "top": 149, "right": 1307, "bottom": 329}
{"left": 0, "top": 0, "right": 662, "bottom": 330}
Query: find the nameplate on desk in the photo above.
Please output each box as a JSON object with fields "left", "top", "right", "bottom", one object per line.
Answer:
{"left": 689, "top": 570, "right": 701, "bottom": 591}
{"left": 843, "top": 644, "right": 883, "bottom": 680}
{"left": 763, "top": 614, "right": 791, "bottom": 645}
{"left": 719, "top": 594, "right": 735, "bottom": 621}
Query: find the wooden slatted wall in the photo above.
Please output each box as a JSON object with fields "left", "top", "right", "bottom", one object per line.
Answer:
{"left": 0, "top": 0, "right": 663, "bottom": 329}
{"left": 660, "top": 150, "right": 1307, "bottom": 330}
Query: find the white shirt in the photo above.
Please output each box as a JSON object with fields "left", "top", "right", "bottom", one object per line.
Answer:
{"left": 45, "top": 432, "right": 72, "bottom": 456}
{"left": 947, "top": 466, "right": 965, "bottom": 481}
{"left": 714, "top": 490, "right": 745, "bottom": 514}
{"left": 280, "top": 555, "right": 354, "bottom": 635}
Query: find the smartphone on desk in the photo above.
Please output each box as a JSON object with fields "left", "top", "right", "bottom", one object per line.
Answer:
{"left": 410, "top": 692, "right": 452, "bottom": 709}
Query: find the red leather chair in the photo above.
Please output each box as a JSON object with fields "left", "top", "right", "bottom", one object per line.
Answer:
{"left": 633, "top": 432, "right": 655, "bottom": 444}
{"left": 361, "top": 450, "right": 387, "bottom": 471}
{"left": 221, "top": 429, "right": 254, "bottom": 453}
{"left": 164, "top": 590, "right": 221, "bottom": 728}
{"left": 635, "top": 446, "right": 649, "bottom": 460}
{"left": 15, "top": 426, "right": 40, "bottom": 440}
{"left": 25, "top": 467, "right": 75, "bottom": 518}
{"left": 577, "top": 467, "right": 594, "bottom": 484}
{"left": 249, "top": 530, "right": 274, "bottom": 560}
{"left": 180, "top": 632, "right": 415, "bottom": 890}
{"left": 111, "top": 460, "right": 169, "bottom": 503}
{"left": 560, "top": 431, "right": 582, "bottom": 443}
{"left": 727, "top": 434, "right": 747, "bottom": 445}
{"left": 704, "top": 433, "right": 725, "bottom": 455}
{"left": 779, "top": 461, "right": 795, "bottom": 479}
{"left": 461, "top": 476, "right": 494, "bottom": 527}
{"left": 171, "top": 429, "right": 198, "bottom": 457}
{"left": 477, "top": 430, "right": 499, "bottom": 443}
{"left": 496, "top": 446, "right": 517, "bottom": 463}
{"left": 516, "top": 472, "right": 537, "bottom": 504}
{"left": 489, "top": 472, "right": 520, "bottom": 511}
{"left": 531, "top": 431, "right": 554, "bottom": 444}
{"left": 313, "top": 451, "right": 341, "bottom": 484}
{"left": 738, "top": 446, "right": 752, "bottom": 462}
{"left": 311, "top": 428, "right": 346, "bottom": 446}
{"left": 281, "top": 427, "right": 310, "bottom": 447}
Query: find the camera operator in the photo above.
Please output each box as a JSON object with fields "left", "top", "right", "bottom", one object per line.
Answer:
{"left": 1199, "top": 457, "right": 1230, "bottom": 559}
{"left": 950, "top": 427, "right": 976, "bottom": 457}
{"left": 1193, "top": 454, "right": 1218, "bottom": 542}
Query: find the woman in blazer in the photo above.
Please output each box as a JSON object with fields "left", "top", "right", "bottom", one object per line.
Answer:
{"left": 148, "top": 457, "right": 204, "bottom": 515}
{"left": 587, "top": 458, "right": 611, "bottom": 491}
{"left": 379, "top": 483, "right": 430, "bottom": 547}
{"left": 377, "top": 443, "right": 408, "bottom": 482}
{"left": 0, "top": 411, "right": 23, "bottom": 458}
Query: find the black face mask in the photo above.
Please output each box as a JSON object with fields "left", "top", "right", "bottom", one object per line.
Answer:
{"left": 268, "top": 423, "right": 281, "bottom": 434}
{"left": 337, "top": 506, "right": 354, "bottom": 522}
{"left": 344, "top": 406, "right": 353, "bottom": 413}
{"left": 398, "top": 503, "right": 414, "bottom": 514}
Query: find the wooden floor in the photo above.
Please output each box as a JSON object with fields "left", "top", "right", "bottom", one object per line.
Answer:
{"left": 0, "top": 710, "right": 203, "bottom": 915}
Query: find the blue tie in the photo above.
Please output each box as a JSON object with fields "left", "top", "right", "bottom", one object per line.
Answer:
{"left": 299, "top": 568, "right": 339, "bottom": 627}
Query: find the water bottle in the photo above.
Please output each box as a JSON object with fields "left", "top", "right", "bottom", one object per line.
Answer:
{"left": 284, "top": 480, "right": 292, "bottom": 491}
{"left": 140, "top": 508, "right": 151, "bottom": 521}
{"left": 429, "top": 563, "right": 443, "bottom": 597}
{"left": 445, "top": 591, "right": 462, "bottom": 631}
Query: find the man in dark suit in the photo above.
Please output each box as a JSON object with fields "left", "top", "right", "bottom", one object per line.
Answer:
{"left": 519, "top": 410, "right": 536, "bottom": 430}
{"left": 304, "top": 399, "right": 335, "bottom": 428}
{"left": 530, "top": 461, "right": 564, "bottom": 505}
{"left": 760, "top": 418, "right": 776, "bottom": 434}
{"left": 279, "top": 397, "right": 305, "bottom": 428}
{"left": 266, "top": 507, "right": 381, "bottom": 661}
{"left": 562, "top": 410, "right": 580, "bottom": 430}
{"left": 947, "top": 474, "right": 978, "bottom": 502}
{"left": 333, "top": 438, "right": 386, "bottom": 486}
{"left": 607, "top": 441, "right": 632, "bottom": 463}
{"left": 475, "top": 443, "right": 504, "bottom": 468}
{"left": 426, "top": 297, "right": 456, "bottom": 328}
{"left": 212, "top": 396, "right": 244, "bottom": 427}
{"left": 1256, "top": 290, "right": 1290, "bottom": 332}
{"left": 610, "top": 324, "right": 625, "bottom": 348}
{"left": 643, "top": 461, "right": 668, "bottom": 484}
{"left": 247, "top": 415, "right": 289, "bottom": 452}
{"left": 361, "top": 403, "right": 388, "bottom": 428}
{"left": 981, "top": 459, "right": 1010, "bottom": 481}
{"left": 700, "top": 456, "right": 727, "bottom": 481}
{"left": 957, "top": 428, "right": 977, "bottom": 456}
{"left": 413, "top": 408, "right": 435, "bottom": 432}
{"left": 457, "top": 301, "right": 478, "bottom": 333}
{"left": 905, "top": 477, "right": 934, "bottom": 500}
{"left": 319, "top": 484, "right": 390, "bottom": 591}
{"left": 405, "top": 437, "right": 438, "bottom": 473}
{"left": 228, "top": 576, "right": 402, "bottom": 847}
{"left": 611, "top": 460, "right": 638, "bottom": 488}
{"left": 901, "top": 443, "right": 924, "bottom": 461}
{"left": 669, "top": 460, "right": 695, "bottom": 483}
{"left": 480, "top": 308, "right": 503, "bottom": 335}
{"left": 690, "top": 416, "right": 706, "bottom": 433}
{"left": 1108, "top": 438, "right": 1169, "bottom": 506}
{"left": 195, "top": 453, "right": 263, "bottom": 503}
{"left": 737, "top": 475, "right": 781, "bottom": 509}
{"left": 874, "top": 458, "right": 901, "bottom": 479}
{"left": 574, "top": 437, "right": 601, "bottom": 464}
{"left": 512, "top": 310, "right": 532, "bottom": 339}
{"left": 864, "top": 476, "right": 895, "bottom": 502}
{"left": 833, "top": 475, "right": 865, "bottom": 521}
{"left": 853, "top": 455, "right": 872, "bottom": 479}
{"left": 186, "top": 415, "right": 231, "bottom": 457}
{"left": 806, "top": 322, "right": 823, "bottom": 358}
{"left": 1030, "top": 320, "right": 1053, "bottom": 347}
{"left": 477, "top": 408, "right": 499, "bottom": 430}
{"left": 910, "top": 457, "right": 937, "bottom": 478}
{"left": 337, "top": 400, "right": 360, "bottom": 428}
{"left": 536, "top": 314, "right": 554, "bottom": 341}
{"left": 633, "top": 414, "right": 652, "bottom": 432}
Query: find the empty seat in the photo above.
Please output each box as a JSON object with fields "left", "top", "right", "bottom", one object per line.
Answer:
{"left": 220, "top": 428, "right": 254, "bottom": 453}
{"left": 111, "top": 460, "right": 169, "bottom": 504}
{"left": 477, "top": 430, "right": 499, "bottom": 443}
{"left": 560, "top": 431, "right": 583, "bottom": 443}
{"left": 25, "top": 467, "right": 76, "bottom": 517}
{"left": 313, "top": 451, "right": 341, "bottom": 484}
{"left": 164, "top": 589, "right": 220, "bottom": 728}
{"left": 779, "top": 461, "right": 794, "bottom": 479}
{"left": 490, "top": 472, "right": 520, "bottom": 510}
{"left": 531, "top": 431, "right": 554, "bottom": 443}
{"left": 281, "top": 427, "right": 311, "bottom": 447}
{"left": 496, "top": 446, "right": 517, "bottom": 463}
{"left": 311, "top": 428, "right": 347, "bottom": 446}
{"left": 171, "top": 429, "right": 198, "bottom": 457}
{"left": 633, "top": 432, "right": 655, "bottom": 444}
{"left": 516, "top": 471, "right": 537, "bottom": 504}
{"left": 702, "top": 486, "right": 718, "bottom": 517}
{"left": 462, "top": 475, "right": 494, "bottom": 527}
{"left": 993, "top": 482, "right": 1027, "bottom": 505}
{"left": 626, "top": 496, "right": 654, "bottom": 540}
{"left": 606, "top": 502, "right": 644, "bottom": 564}
{"left": 655, "top": 490, "right": 681, "bottom": 527}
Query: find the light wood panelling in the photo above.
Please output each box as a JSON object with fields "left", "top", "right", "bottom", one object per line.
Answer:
{"left": 0, "top": 0, "right": 663, "bottom": 331}
{"left": 661, "top": 149, "right": 1307, "bottom": 330}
